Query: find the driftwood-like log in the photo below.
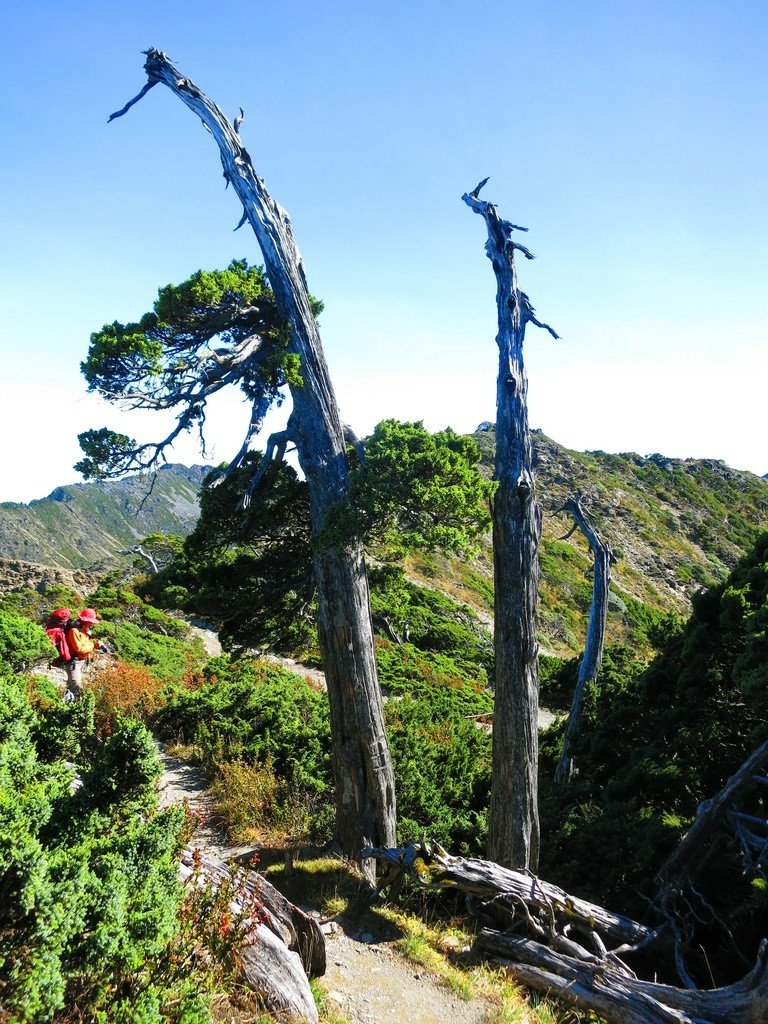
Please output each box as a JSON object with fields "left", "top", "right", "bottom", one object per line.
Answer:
{"left": 179, "top": 849, "right": 323, "bottom": 1023}
{"left": 363, "top": 842, "right": 654, "bottom": 948}
{"left": 365, "top": 842, "right": 768, "bottom": 1024}
{"left": 555, "top": 495, "right": 614, "bottom": 784}
{"left": 479, "top": 931, "right": 768, "bottom": 1024}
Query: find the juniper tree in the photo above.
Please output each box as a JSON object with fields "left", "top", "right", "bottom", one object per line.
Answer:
{"left": 81, "top": 49, "right": 398, "bottom": 867}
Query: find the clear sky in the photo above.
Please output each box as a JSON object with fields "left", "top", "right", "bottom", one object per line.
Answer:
{"left": 1, "top": 0, "right": 766, "bottom": 503}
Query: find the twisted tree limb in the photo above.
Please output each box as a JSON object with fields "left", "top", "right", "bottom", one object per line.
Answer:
{"left": 656, "top": 737, "right": 768, "bottom": 888}
{"left": 480, "top": 931, "right": 768, "bottom": 1024}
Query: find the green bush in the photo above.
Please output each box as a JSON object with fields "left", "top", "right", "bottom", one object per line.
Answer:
{"left": 0, "top": 676, "right": 197, "bottom": 1022}
{"left": 540, "top": 532, "right": 768, "bottom": 924}
{"left": 155, "top": 657, "right": 332, "bottom": 799}
{"left": 0, "top": 611, "right": 53, "bottom": 673}
{"left": 386, "top": 695, "right": 490, "bottom": 854}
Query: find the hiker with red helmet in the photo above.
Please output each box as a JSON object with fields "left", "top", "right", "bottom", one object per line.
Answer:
{"left": 64, "top": 608, "right": 108, "bottom": 700}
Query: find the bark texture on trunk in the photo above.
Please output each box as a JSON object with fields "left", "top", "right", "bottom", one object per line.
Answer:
{"left": 115, "top": 51, "right": 396, "bottom": 864}
{"left": 555, "top": 495, "right": 614, "bottom": 784}
{"left": 462, "top": 182, "right": 558, "bottom": 870}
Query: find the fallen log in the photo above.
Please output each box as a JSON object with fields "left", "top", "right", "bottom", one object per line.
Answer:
{"left": 363, "top": 840, "right": 655, "bottom": 948}
{"left": 179, "top": 847, "right": 323, "bottom": 1023}
{"left": 364, "top": 842, "right": 768, "bottom": 1024}
{"left": 479, "top": 931, "right": 768, "bottom": 1024}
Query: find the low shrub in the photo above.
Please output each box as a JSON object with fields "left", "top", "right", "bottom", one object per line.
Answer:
{"left": 88, "top": 659, "right": 167, "bottom": 734}
{"left": 0, "top": 610, "right": 52, "bottom": 673}
{"left": 211, "top": 759, "right": 319, "bottom": 845}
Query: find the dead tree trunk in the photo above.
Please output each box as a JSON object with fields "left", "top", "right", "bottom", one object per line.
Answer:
{"left": 112, "top": 51, "right": 396, "bottom": 870}
{"left": 555, "top": 495, "right": 614, "bottom": 784}
{"left": 462, "top": 180, "right": 559, "bottom": 870}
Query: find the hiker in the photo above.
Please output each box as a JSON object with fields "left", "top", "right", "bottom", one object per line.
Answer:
{"left": 64, "top": 607, "right": 109, "bottom": 700}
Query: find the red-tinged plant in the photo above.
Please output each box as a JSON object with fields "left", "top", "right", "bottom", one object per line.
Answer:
{"left": 88, "top": 659, "right": 165, "bottom": 734}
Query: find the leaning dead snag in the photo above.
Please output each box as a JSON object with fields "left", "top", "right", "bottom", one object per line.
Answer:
{"left": 109, "top": 50, "right": 396, "bottom": 868}
{"left": 656, "top": 736, "right": 768, "bottom": 888}
{"left": 462, "top": 181, "right": 559, "bottom": 870}
{"left": 555, "top": 495, "right": 615, "bottom": 784}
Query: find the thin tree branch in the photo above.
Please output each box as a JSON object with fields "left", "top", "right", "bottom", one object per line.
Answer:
{"left": 108, "top": 78, "right": 158, "bottom": 122}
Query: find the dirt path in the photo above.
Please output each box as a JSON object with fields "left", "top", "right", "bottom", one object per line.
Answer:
{"left": 323, "top": 926, "right": 489, "bottom": 1024}
{"left": 157, "top": 750, "right": 492, "bottom": 1024}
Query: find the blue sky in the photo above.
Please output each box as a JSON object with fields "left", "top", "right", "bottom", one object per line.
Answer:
{"left": 1, "top": 0, "right": 766, "bottom": 503}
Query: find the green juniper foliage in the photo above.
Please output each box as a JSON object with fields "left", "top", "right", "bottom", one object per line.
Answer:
{"left": 78, "top": 260, "right": 318, "bottom": 480}
{"left": 0, "top": 612, "right": 53, "bottom": 673}
{"left": 540, "top": 531, "right": 768, "bottom": 936}
{"left": 0, "top": 676, "right": 194, "bottom": 1023}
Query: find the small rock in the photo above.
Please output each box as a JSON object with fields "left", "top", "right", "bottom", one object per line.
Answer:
{"left": 321, "top": 920, "right": 337, "bottom": 935}
{"left": 328, "top": 991, "right": 344, "bottom": 1005}
{"left": 359, "top": 932, "right": 375, "bottom": 943}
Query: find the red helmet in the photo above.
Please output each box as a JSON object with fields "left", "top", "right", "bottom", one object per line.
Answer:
{"left": 50, "top": 607, "right": 71, "bottom": 622}
{"left": 78, "top": 608, "right": 99, "bottom": 624}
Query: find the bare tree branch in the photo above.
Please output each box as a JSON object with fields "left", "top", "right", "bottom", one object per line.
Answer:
{"left": 108, "top": 78, "right": 158, "bottom": 122}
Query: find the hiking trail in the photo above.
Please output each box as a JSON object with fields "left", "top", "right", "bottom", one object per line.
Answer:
{"left": 157, "top": 749, "right": 493, "bottom": 1024}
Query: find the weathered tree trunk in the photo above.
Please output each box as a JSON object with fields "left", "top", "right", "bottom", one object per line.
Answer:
{"left": 116, "top": 50, "right": 396, "bottom": 868}
{"left": 555, "top": 495, "right": 614, "bottom": 784}
{"left": 462, "top": 182, "right": 558, "bottom": 870}
{"left": 179, "top": 849, "right": 323, "bottom": 1022}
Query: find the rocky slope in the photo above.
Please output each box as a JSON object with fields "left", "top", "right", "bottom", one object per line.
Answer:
{"left": 419, "top": 428, "right": 768, "bottom": 657}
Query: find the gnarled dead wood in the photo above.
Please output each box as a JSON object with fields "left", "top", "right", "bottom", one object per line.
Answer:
{"left": 111, "top": 49, "right": 397, "bottom": 873}
{"left": 656, "top": 736, "right": 768, "bottom": 888}
{"left": 364, "top": 842, "right": 768, "bottom": 1024}
{"left": 479, "top": 931, "right": 768, "bottom": 1024}
{"left": 363, "top": 841, "right": 654, "bottom": 949}
{"left": 555, "top": 495, "right": 615, "bottom": 783}
{"left": 462, "top": 180, "right": 558, "bottom": 871}
{"left": 180, "top": 848, "right": 323, "bottom": 1022}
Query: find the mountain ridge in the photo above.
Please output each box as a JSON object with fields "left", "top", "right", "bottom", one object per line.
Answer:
{"left": 0, "top": 464, "right": 209, "bottom": 570}
{"left": 1, "top": 438, "right": 766, "bottom": 662}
